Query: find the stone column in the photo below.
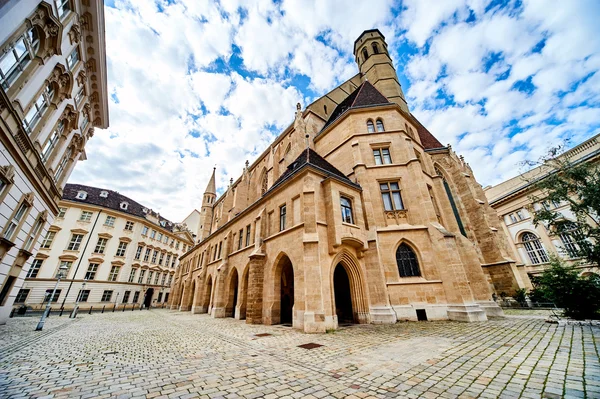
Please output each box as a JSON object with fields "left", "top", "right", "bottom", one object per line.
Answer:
{"left": 245, "top": 253, "right": 266, "bottom": 324}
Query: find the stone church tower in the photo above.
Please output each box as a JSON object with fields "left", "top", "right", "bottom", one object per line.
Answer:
{"left": 198, "top": 168, "right": 216, "bottom": 241}
{"left": 170, "top": 29, "right": 515, "bottom": 333}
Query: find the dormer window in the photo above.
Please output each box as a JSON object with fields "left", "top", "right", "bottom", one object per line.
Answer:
{"left": 120, "top": 202, "right": 128, "bottom": 210}
{"left": 142, "top": 208, "right": 148, "bottom": 214}
{"left": 76, "top": 191, "right": 87, "bottom": 200}
{"left": 160, "top": 221, "right": 166, "bottom": 227}
{"left": 99, "top": 191, "right": 108, "bottom": 198}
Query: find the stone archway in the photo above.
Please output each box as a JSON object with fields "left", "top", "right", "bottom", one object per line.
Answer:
{"left": 144, "top": 287, "right": 154, "bottom": 308}
{"left": 226, "top": 268, "right": 239, "bottom": 318}
{"left": 238, "top": 266, "right": 249, "bottom": 319}
{"left": 333, "top": 264, "right": 354, "bottom": 324}
{"left": 202, "top": 275, "right": 213, "bottom": 314}
{"left": 272, "top": 255, "right": 294, "bottom": 326}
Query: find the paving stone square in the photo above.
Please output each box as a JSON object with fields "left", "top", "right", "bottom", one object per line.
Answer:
{"left": 0, "top": 311, "right": 599, "bottom": 398}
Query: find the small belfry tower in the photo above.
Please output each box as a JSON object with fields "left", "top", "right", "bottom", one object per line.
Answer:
{"left": 199, "top": 167, "right": 217, "bottom": 240}
{"left": 354, "top": 29, "right": 409, "bottom": 113}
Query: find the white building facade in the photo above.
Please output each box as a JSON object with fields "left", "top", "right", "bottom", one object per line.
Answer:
{"left": 15, "top": 184, "right": 195, "bottom": 310}
{"left": 0, "top": 0, "right": 108, "bottom": 323}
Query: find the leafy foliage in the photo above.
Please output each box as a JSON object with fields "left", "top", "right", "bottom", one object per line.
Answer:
{"left": 529, "top": 256, "right": 600, "bottom": 319}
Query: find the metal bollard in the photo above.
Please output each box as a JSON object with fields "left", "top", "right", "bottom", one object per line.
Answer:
{"left": 122, "top": 305, "right": 125, "bottom": 312}
{"left": 89, "top": 306, "right": 93, "bottom": 314}
{"left": 59, "top": 307, "right": 64, "bottom": 317}
{"left": 132, "top": 304, "right": 134, "bottom": 311}
{"left": 9, "top": 308, "right": 15, "bottom": 318}
{"left": 102, "top": 305, "right": 105, "bottom": 313}
{"left": 113, "top": 304, "right": 116, "bottom": 312}
{"left": 48, "top": 307, "right": 52, "bottom": 317}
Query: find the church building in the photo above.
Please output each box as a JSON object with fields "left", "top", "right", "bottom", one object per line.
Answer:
{"left": 170, "top": 29, "right": 515, "bottom": 332}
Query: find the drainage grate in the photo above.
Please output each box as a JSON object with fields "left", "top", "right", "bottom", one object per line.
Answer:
{"left": 298, "top": 343, "right": 323, "bottom": 350}
{"left": 103, "top": 351, "right": 119, "bottom": 355}
{"left": 254, "top": 333, "right": 272, "bottom": 337}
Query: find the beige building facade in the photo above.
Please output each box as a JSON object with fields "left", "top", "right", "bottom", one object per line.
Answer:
{"left": 0, "top": 0, "right": 108, "bottom": 323}
{"left": 484, "top": 134, "right": 600, "bottom": 291}
{"left": 169, "top": 29, "right": 516, "bottom": 333}
{"left": 14, "top": 183, "right": 194, "bottom": 310}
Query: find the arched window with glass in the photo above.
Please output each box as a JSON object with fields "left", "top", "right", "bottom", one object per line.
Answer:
{"left": 396, "top": 243, "right": 421, "bottom": 277}
{"left": 372, "top": 42, "right": 380, "bottom": 54}
{"left": 366, "top": 120, "right": 375, "bottom": 133}
{"left": 521, "top": 232, "right": 549, "bottom": 264}
{"left": 260, "top": 170, "right": 268, "bottom": 196}
{"left": 362, "top": 47, "right": 369, "bottom": 62}
{"left": 558, "top": 221, "right": 584, "bottom": 259}
{"left": 376, "top": 119, "right": 384, "bottom": 132}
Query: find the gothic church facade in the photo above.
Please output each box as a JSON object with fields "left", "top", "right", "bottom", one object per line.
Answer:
{"left": 170, "top": 29, "right": 514, "bottom": 332}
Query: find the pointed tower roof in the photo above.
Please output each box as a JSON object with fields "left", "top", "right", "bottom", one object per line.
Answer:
{"left": 205, "top": 167, "right": 216, "bottom": 194}
{"left": 321, "top": 81, "right": 390, "bottom": 131}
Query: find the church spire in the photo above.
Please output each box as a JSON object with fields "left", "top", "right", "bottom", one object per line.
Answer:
{"left": 205, "top": 167, "right": 216, "bottom": 195}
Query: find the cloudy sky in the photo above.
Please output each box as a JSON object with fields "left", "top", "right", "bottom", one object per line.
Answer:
{"left": 70, "top": 0, "right": 600, "bottom": 222}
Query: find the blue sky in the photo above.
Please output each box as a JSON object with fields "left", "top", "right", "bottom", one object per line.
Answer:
{"left": 70, "top": 0, "right": 600, "bottom": 221}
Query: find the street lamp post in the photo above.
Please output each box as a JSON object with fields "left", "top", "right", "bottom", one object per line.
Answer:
{"left": 70, "top": 280, "right": 87, "bottom": 318}
{"left": 36, "top": 263, "right": 69, "bottom": 331}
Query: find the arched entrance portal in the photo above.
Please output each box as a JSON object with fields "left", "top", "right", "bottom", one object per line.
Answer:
{"left": 186, "top": 280, "right": 195, "bottom": 311}
{"left": 144, "top": 287, "right": 154, "bottom": 308}
{"left": 226, "top": 269, "right": 239, "bottom": 318}
{"left": 202, "top": 275, "right": 213, "bottom": 313}
{"left": 239, "top": 267, "right": 249, "bottom": 319}
{"left": 280, "top": 259, "right": 294, "bottom": 325}
{"left": 334, "top": 264, "right": 354, "bottom": 324}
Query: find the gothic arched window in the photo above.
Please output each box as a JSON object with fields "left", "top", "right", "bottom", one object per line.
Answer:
{"left": 396, "top": 243, "right": 420, "bottom": 277}
{"left": 521, "top": 232, "right": 549, "bottom": 264}
{"left": 362, "top": 47, "right": 369, "bottom": 62}
{"left": 376, "top": 119, "right": 384, "bottom": 132}
{"left": 261, "top": 171, "right": 268, "bottom": 196}
{"left": 558, "top": 222, "right": 584, "bottom": 259}
{"left": 367, "top": 120, "right": 375, "bottom": 133}
{"left": 372, "top": 42, "right": 380, "bottom": 54}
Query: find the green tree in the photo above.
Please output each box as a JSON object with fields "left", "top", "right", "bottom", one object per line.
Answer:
{"left": 526, "top": 145, "right": 600, "bottom": 267}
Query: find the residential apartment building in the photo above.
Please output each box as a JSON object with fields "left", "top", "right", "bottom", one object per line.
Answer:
{"left": 0, "top": 0, "right": 108, "bottom": 323}
{"left": 169, "top": 29, "right": 516, "bottom": 333}
{"left": 484, "top": 133, "right": 600, "bottom": 291}
{"left": 14, "top": 184, "right": 195, "bottom": 310}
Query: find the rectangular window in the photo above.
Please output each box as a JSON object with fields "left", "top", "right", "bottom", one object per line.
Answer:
{"left": 151, "top": 250, "right": 158, "bottom": 263}
{"left": 135, "top": 245, "right": 143, "bottom": 260}
{"left": 24, "top": 216, "right": 44, "bottom": 251}
{"left": 101, "top": 290, "right": 113, "bottom": 302}
{"left": 238, "top": 229, "right": 244, "bottom": 249}
{"left": 77, "top": 289, "right": 90, "bottom": 302}
{"left": 161, "top": 274, "right": 167, "bottom": 286}
{"left": 58, "top": 261, "right": 72, "bottom": 278}
{"left": 94, "top": 237, "right": 108, "bottom": 254}
{"left": 137, "top": 270, "right": 146, "bottom": 284}
{"left": 509, "top": 214, "right": 518, "bottom": 224}
{"left": 128, "top": 268, "right": 137, "bottom": 283}
{"left": 132, "top": 291, "right": 140, "bottom": 303}
{"left": 141, "top": 226, "right": 149, "bottom": 236}
{"left": 380, "top": 182, "right": 404, "bottom": 211}
{"left": 168, "top": 275, "right": 173, "bottom": 286}
{"left": 516, "top": 210, "right": 526, "bottom": 220}
{"left": 217, "top": 242, "right": 222, "bottom": 259}
{"left": 427, "top": 185, "right": 442, "bottom": 225}
{"left": 245, "top": 225, "right": 251, "bottom": 247}
{"left": 340, "top": 196, "right": 354, "bottom": 224}
{"left": 44, "top": 289, "right": 61, "bottom": 303}
{"left": 80, "top": 211, "right": 93, "bottom": 222}
{"left": 158, "top": 252, "right": 164, "bottom": 266}
{"left": 154, "top": 273, "right": 160, "bottom": 285}
{"left": 105, "top": 215, "right": 116, "bottom": 227}
{"left": 157, "top": 292, "right": 163, "bottom": 302}
{"left": 150, "top": 230, "right": 156, "bottom": 239}
{"left": 147, "top": 271, "right": 154, "bottom": 284}
{"left": 57, "top": 207, "right": 67, "bottom": 218}
{"left": 4, "top": 201, "right": 29, "bottom": 240}
{"left": 157, "top": 233, "right": 163, "bottom": 241}
{"left": 116, "top": 241, "right": 128, "bottom": 257}
{"left": 373, "top": 148, "right": 392, "bottom": 165}
{"left": 67, "top": 234, "right": 84, "bottom": 250}
{"left": 55, "top": 0, "right": 71, "bottom": 18}
{"left": 108, "top": 266, "right": 120, "bottom": 282}
{"left": 74, "top": 85, "right": 85, "bottom": 107}
{"left": 163, "top": 235, "right": 169, "bottom": 244}
{"left": 42, "top": 124, "right": 62, "bottom": 161}
{"left": 171, "top": 256, "right": 176, "bottom": 268}
{"left": 143, "top": 248, "right": 151, "bottom": 262}
{"left": 175, "top": 241, "right": 180, "bottom": 250}
{"left": 84, "top": 263, "right": 98, "bottom": 280}
{"left": 125, "top": 221, "right": 134, "bottom": 231}
{"left": 15, "top": 289, "right": 29, "bottom": 303}
{"left": 26, "top": 259, "right": 43, "bottom": 278}
{"left": 165, "top": 254, "right": 171, "bottom": 267}
{"left": 122, "top": 291, "right": 131, "bottom": 303}
{"left": 280, "top": 204, "right": 287, "bottom": 231}
{"left": 22, "top": 86, "right": 52, "bottom": 133}
{"left": 66, "top": 47, "right": 79, "bottom": 70}
{"left": 0, "top": 28, "right": 39, "bottom": 90}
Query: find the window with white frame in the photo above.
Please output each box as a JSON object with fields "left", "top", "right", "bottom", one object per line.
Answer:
{"left": 132, "top": 291, "right": 140, "bottom": 303}
{"left": 116, "top": 241, "right": 128, "bottom": 257}
{"left": 54, "top": 148, "right": 72, "bottom": 182}
{"left": 128, "top": 268, "right": 137, "bottom": 283}
{"left": 15, "top": 289, "right": 29, "bottom": 303}
{"left": 77, "top": 290, "right": 90, "bottom": 302}
{"left": 44, "top": 289, "right": 61, "bottom": 303}
{"left": 104, "top": 215, "right": 116, "bottom": 227}
{"left": 165, "top": 254, "right": 171, "bottom": 267}
{"left": 22, "top": 84, "right": 54, "bottom": 133}
{"left": 24, "top": 215, "right": 44, "bottom": 251}
{"left": 67, "top": 233, "right": 84, "bottom": 250}
{"left": 245, "top": 225, "right": 251, "bottom": 247}
{"left": 521, "top": 232, "right": 549, "bottom": 264}
{"left": 157, "top": 232, "right": 163, "bottom": 241}
{"left": 380, "top": 182, "right": 404, "bottom": 211}
{"left": 134, "top": 245, "right": 143, "bottom": 260}
{"left": 26, "top": 259, "right": 43, "bottom": 278}
{"left": 79, "top": 210, "right": 93, "bottom": 221}
{"left": 124, "top": 221, "right": 134, "bottom": 231}
{"left": 147, "top": 271, "right": 153, "bottom": 284}
{"left": 154, "top": 273, "right": 160, "bottom": 285}
{"left": 141, "top": 226, "right": 148, "bottom": 236}
{"left": 279, "top": 204, "right": 286, "bottom": 231}
{"left": 76, "top": 191, "right": 88, "bottom": 200}
{"left": 94, "top": 237, "right": 108, "bottom": 254}
{"left": 54, "top": 0, "right": 71, "bottom": 18}
{"left": 137, "top": 270, "right": 146, "bottom": 284}
{"left": 122, "top": 291, "right": 130, "bottom": 303}
{"left": 3, "top": 200, "right": 30, "bottom": 241}
{"left": 376, "top": 119, "right": 385, "bottom": 132}
{"left": 340, "top": 196, "right": 354, "bottom": 224}
{"left": 101, "top": 290, "right": 113, "bottom": 302}
{"left": 143, "top": 248, "right": 151, "bottom": 262}
{"left": 151, "top": 250, "right": 158, "bottom": 263}
{"left": 163, "top": 235, "right": 168, "bottom": 244}
{"left": 373, "top": 148, "right": 392, "bottom": 165}
{"left": 41, "top": 230, "right": 56, "bottom": 249}
{"left": 57, "top": 261, "right": 72, "bottom": 277}
{"left": 120, "top": 202, "right": 128, "bottom": 210}
{"left": 161, "top": 273, "right": 167, "bottom": 286}
{"left": 74, "top": 85, "right": 85, "bottom": 107}
{"left": 41, "top": 120, "right": 64, "bottom": 161}
{"left": 158, "top": 252, "right": 164, "bottom": 266}
{"left": 108, "top": 266, "right": 120, "bottom": 282}
{"left": 66, "top": 47, "right": 80, "bottom": 70}
{"left": 0, "top": 27, "right": 40, "bottom": 90}
{"left": 171, "top": 256, "right": 176, "bottom": 268}
{"left": 84, "top": 263, "right": 98, "bottom": 280}
{"left": 99, "top": 190, "right": 108, "bottom": 198}
{"left": 175, "top": 241, "right": 180, "bottom": 250}
{"left": 57, "top": 207, "right": 67, "bottom": 218}
{"left": 150, "top": 230, "right": 156, "bottom": 239}
{"left": 559, "top": 222, "right": 585, "bottom": 259}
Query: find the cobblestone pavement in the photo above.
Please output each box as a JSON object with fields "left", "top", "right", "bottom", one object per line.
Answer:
{"left": 0, "top": 310, "right": 598, "bottom": 399}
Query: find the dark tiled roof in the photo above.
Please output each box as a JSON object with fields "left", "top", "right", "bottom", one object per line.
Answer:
{"left": 63, "top": 183, "right": 177, "bottom": 232}
{"left": 412, "top": 115, "right": 444, "bottom": 150}
{"left": 269, "top": 148, "right": 361, "bottom": 193}
{"left": 321, "top": 81, "right": 390, "bottom": 131}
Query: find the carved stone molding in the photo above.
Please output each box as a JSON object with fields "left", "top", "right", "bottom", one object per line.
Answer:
{"left": 0, "top": 165, "right": 16, "bottom": 183}
{"left": 68, "top": 23, "right": 82, "bottom": 45}
{"left": 47, "top": 64, "right": 73, "bottom": 103}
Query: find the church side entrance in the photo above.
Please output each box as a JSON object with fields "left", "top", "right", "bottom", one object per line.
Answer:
{"left": 334, "top": 263, "right": 355, "bottom": 324}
